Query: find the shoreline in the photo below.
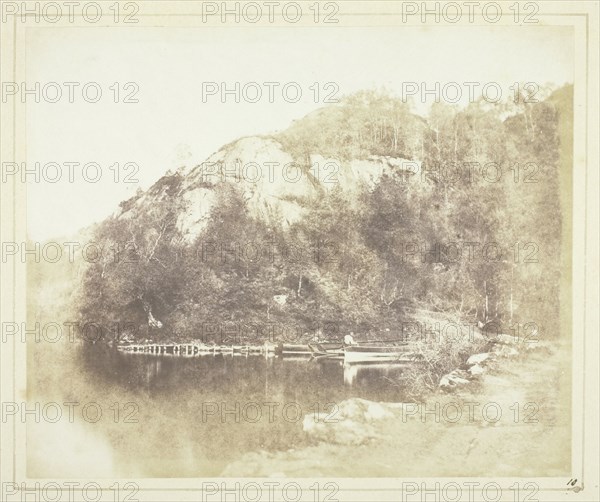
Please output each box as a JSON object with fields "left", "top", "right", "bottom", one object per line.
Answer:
{"left": 221, "top": 341, "right": 571, "bottom": 477}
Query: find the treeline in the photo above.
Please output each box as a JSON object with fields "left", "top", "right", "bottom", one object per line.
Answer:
{"left": 75, "top": 86, "right": 571, "bottom": 344}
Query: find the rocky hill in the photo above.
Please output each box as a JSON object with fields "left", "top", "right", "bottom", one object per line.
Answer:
{"left": 72, "top": 88, "right": 570, "bottom": 345}
{"left": 118, "top": 135, "right": 426, "bottom": 241}
{"left": 116, "top": 92, "right": 430, "bottom": 242}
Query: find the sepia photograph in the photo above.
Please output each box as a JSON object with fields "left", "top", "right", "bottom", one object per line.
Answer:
{"left": 1, "top": 1, "right": 598, "bottom": 501}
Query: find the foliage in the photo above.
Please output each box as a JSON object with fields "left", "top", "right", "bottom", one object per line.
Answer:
{"left": 74, "top": 86, "right": 571, "bottom": 345}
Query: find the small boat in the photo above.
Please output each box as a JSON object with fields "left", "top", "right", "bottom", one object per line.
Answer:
{"left": 308, "top": 342, "right": 344, "bottom": 358}
{"left": 277, "top": 343, "right": 312, "bottom": 357}
{"left": 344, "top": 344, "right": 416, "bottom": 364}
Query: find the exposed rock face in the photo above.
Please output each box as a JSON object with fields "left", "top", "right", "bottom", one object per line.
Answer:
{"left": 117, "top": 136, "right": 422, "bottom": 243}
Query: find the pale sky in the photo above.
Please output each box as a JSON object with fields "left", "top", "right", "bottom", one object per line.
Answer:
{"left": 25, "top": 26, "right": 573, "bottom": 240}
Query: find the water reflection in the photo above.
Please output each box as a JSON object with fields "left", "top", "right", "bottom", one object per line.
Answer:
{"left": 343, "top": 362, "right": 407, "bottom": 387}
{"left": 344, "top": 363, "right": 359, "bottom": 385}
{"left": 78, "top": 348, "right": 408, "bottom": 401}
{"left": 30, "top": 344, "right": 411, "bottom": 477}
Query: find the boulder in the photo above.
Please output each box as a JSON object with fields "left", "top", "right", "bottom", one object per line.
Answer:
{"left": 337, "top": 398, "right": 394, "bottom": 422}
{"left": 468, "top": 364, "right": 485, "bottom": 376}
{"left": 493, "top": 345, "right": 519, "bottom": 358}
{"left": 272, "top": 294, "right": 288, "bottom": 306}
{"left": 439, "top": 369, "right": 471, "bottom": 391}
{"left": 494, "top": 333, "right": 519, "bottom": 345}
{"left": 302, "top": 398, "right": 394, "bottom": 445}
{"left": 466, "top": 352, "right": 491, "bottom": 366}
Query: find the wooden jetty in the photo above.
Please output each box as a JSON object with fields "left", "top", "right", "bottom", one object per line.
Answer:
{"left": 117, "top": 342, "right": 279, "bottom": 357}
{"left": 117, "top": 341, "right": 421, "bottom": 364}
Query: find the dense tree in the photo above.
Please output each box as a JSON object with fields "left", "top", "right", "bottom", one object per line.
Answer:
{"left": 74, "top": 86, "right": 571, "bottom": 344}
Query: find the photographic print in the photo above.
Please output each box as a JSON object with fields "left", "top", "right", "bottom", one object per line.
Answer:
{"left": 1, "top": 1, "right": 598, "bottom": 501}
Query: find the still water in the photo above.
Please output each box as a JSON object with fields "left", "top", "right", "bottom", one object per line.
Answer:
{"left": 29, "top": 342, "right": 409, "bottom": 477}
